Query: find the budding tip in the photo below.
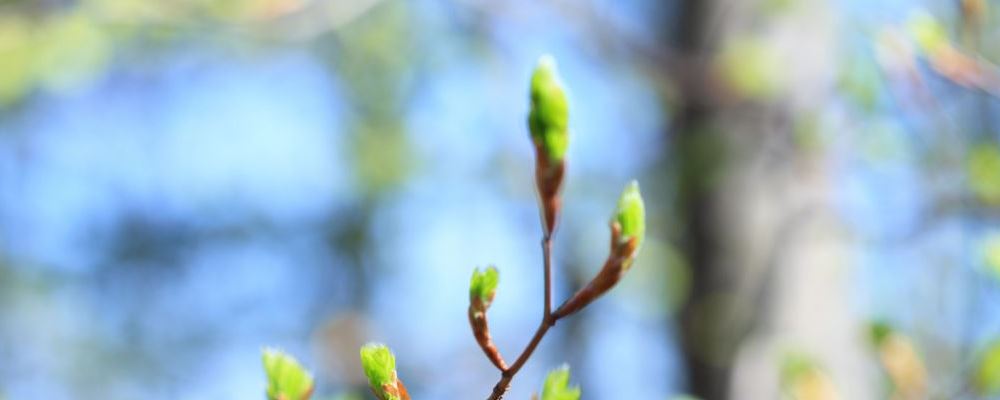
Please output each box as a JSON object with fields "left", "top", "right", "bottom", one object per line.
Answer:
{"left": 537, "top": 54, "right": 557, "bottom": 70}
{"left": 614, "top": 180, "right": 645, "bottom": 254}
{"left": 532, "top": 54, "right": 564, "bottom": 88}
{"left": 625, "top": 179, "right": 640, "bottom": 194}
{"left": 470, "top": 266, "right": 500, "bottom": 305}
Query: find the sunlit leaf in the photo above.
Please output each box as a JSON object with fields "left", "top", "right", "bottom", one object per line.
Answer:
{"left": 469, "top": 266, "right": 499, "bottom": 306}
{"left": 263, "top": 348, "right": 315, "bottom": 400}
{"left": 540, "top": 365, "right": 580, "bottom": 400}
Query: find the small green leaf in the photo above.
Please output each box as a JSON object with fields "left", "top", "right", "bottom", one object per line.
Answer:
{"left": 528, "top": 54, "right": 569, "bottom": 163}
{"left": 262, "top": 348, "right": 315, "bottom": 400}
{"left": 975, "top": 340, "right": 1000, "bottom": 395}
{"left": 541, "top": 365, "right": 581, "bottom": 400}
{"left": 469, "top": 266, "right": 499, "bottom": 306}
{"left": 360, "top": 343, "right": 400, "bottom": 400}
{"left": 615, "top": 180, "right": 646, "bottom": 252}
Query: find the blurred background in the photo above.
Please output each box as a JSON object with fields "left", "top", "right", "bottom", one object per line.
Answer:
{"left": 1, "top": 0, "right": 1000, "bottom": 399}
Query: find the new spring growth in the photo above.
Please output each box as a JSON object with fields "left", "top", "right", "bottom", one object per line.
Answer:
{"left": 360, "top": 343, "right": 410, "bottom": 400}
{"left": 528, "top": 55, "right": 569, "bottom": 235}
{"left": 470, "top": 266, "right": 499, "bottom": 311}
{"left": 614, "top": 179, "right": 645, "bottom": 266}
{"left": 469, "top": 266, "right": 507, "bottom": 370}
{"left": 539, "top": 365, "right": 581, "bottom": 400}
{"left": 262, "top": 348, "right": 315, "bottom": 400}
{"left": 529, "top": 55, "right": 569, "bottom": 164}
{"left": 553, "top": 181, "right": 646, "bottom": 318}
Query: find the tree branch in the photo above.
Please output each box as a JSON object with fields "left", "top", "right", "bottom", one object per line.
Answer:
{"left": 486, "top": 235, "right": 558, "bottom": 400}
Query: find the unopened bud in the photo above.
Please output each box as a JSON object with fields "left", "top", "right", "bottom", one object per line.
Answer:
{"left": 360, "top": 343, "right": 409, "bottom": 400}
{"left": 528, "top": 55, "right": 569, "bottom": 164}
{"left": 469, "top": 266, "right": 499, "bottom": 311}
{"left": 262, "top": 348, "right": 315, "bottom": 400}
{"left": 613, "top": 180, "right": 645, "bottom": 266}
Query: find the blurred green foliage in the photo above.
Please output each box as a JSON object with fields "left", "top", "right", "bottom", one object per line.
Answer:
{"left": 0, "top": 0, "right": 299, "bottom": 106}
{"left": 976, "top": 340, "right": 1000, "bottom": 396}
{"left": 838, "top": 54, "right": 883, "bottom": 114}
{"left": 716, "top": 38, "right": 783, "bottom": 99}
{"left": 0, "top": 9, "right": 111, "bottom": 105}
{"left": 329, "top": 1, "right": 416, "bottom": 197}
{"left": 539, "top": 365, "right": 580, "bottom": 400}
{"left": 867, "top": 321, "right": 893, "bottom": 347}
{"left": 981, "top": 233, "right": 1000, "bottom": 281}
{"left": 780, "top": 353, "right": 839, "bottom": 400}
{"left": 907, "top": 10, "right": 949, "bottom": 54}
{"left": 968, "top": 144, "right": 1000, "bottom": 205}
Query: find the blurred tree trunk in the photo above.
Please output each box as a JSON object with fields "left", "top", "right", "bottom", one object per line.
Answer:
{"left": 664, "top": 1, "right": 873, "bottom": 399}
{"left": 667, "top": 1, "right": 731, "bottom": 398}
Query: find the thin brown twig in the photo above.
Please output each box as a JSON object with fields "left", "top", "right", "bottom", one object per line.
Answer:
{"left": 543, "top": 235, "right": 553, "bottom": 320}
{"left": 486, "top": 235, "right": 558, "bottom": 400}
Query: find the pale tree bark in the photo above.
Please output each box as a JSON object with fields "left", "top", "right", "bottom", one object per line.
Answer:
{"left": 667, "top": 1, "right": 875, "bottom": 399}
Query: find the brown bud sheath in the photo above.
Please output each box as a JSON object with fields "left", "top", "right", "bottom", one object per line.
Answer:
{"left": 396, "top": 378, "right": 411, "bottom": 400}
{"left": 553, "top": 222, "right": 638, "bottom": 318}
{"left": 468, "top": 301, "right": 508, "bottom": 371}
{"left": 535, "top": 154, "right": 565, "bottom": 236}
{"left": 378, "top": 377, "right": 410, "bottom": 400}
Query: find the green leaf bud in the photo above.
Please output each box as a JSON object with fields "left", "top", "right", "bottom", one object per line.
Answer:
{"left": 469, "top": 266, "right": 499, "bottom": 308}
{"left": 262, "top": 348, "right": 315, "bottom": 400}
{"left": 615, "top": 180, "right": 646, "bottom": 251}
{"left": 528, "top": 54, "right": 569, "bottom": 163}
{"left": 360, "top": 343, "right": 401, "bottom": 400}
